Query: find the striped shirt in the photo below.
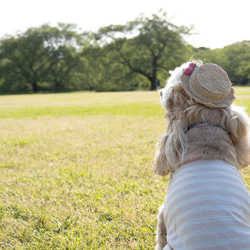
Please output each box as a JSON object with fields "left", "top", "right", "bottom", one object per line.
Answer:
{"left": 163, "top": 160, "right": 250, "bottom": 250}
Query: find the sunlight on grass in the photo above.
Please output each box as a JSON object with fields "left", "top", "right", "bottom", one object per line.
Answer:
{"left": 0, "top": 87, "right": 250, "bottom": 118}
{"left": 0, "top": 91, "right": 163, "bottom": 118}
{"left": 0, "top": 91, "right": 160, "bottom": 107}
{"left": 0, "top": 88, "right": 249, "bottom": 249}
{"left": 0, "top": 116, "right": 168, "bottom": 249}
{"left": 0, "top": 102, "right": 163, "bottom": 118}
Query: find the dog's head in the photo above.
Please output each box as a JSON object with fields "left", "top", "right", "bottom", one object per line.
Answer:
{"left": 154, "top": 62, "right": 198, "bottom": 176}
{"left": 160, "top": 61, "right": 235, "bottom": 118}
{"left": 154, "top": 61, "right": 250, "bottom": 176}
{"left": 160, "top": 62, "right": 198, "bottom": 125}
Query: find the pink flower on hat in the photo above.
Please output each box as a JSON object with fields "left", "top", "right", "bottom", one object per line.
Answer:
{"left": 184, "top": 63, "right": 196, "bottom": 75}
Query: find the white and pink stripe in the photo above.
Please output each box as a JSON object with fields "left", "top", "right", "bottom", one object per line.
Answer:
{"left": 163, "top": 160, "right": 250, "bottom": 250}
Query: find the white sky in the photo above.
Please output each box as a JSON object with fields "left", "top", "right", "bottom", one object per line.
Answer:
{"left": 0, "top": 0, "right": 249, "bottom": 49}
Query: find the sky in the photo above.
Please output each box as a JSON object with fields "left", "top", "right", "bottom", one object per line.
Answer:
{"left": 0, "top": 0, "right": 249, "bottom": 49}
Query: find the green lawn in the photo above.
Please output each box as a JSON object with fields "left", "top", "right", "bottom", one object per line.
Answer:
{"left": 0, "top": 88, "right": 250, "bottom": 249}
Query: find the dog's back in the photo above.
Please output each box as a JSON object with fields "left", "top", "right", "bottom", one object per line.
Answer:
{"left": 163, "top": 159, "right": 250, "bottom": 249}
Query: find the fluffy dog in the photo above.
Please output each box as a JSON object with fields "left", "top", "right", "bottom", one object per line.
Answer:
{"left": 154, "top": 62, "right": 250, "bottom": 249}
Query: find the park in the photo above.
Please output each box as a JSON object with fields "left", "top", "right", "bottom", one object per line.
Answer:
{"left": 0, "top": 89, "right": 250, "bottom": 248}
{"left": 1, "top": 6, "right": 250, "bottom": 248}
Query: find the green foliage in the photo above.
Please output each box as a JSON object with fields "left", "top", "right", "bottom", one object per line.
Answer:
{"left": 0, "top": 24, "right": 81, "bottom": 93}
{"left": 76, "top": 46, "right": 149, "bottom": 91}
{"left": 97, "top": 10, "right": 192, "bottom": 90}
{"left": 1, "top": 12, "right": 250, "bottom": 94}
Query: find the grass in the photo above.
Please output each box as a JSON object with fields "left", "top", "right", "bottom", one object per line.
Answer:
{"left": 0, "top": 88, "right": 250, "bottom": 249}
{"left": 0, "top": 92, "right": 162, "bottom": 118}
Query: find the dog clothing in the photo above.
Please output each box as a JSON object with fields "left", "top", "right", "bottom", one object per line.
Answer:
{"left": 163, "top": 159, "right": 250, "bottom": 250}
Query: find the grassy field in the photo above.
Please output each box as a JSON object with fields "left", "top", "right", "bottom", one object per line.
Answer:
{"left": 0, "top": 88, "right": 250, "bottom": 249}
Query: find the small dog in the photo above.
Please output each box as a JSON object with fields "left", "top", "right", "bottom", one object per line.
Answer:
{"left": 154, "top": 62, "right": 250, "bottom": 249}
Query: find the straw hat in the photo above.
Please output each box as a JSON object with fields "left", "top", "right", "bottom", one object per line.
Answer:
{"left": 180, "top": 63, "right": 235, "bottom": 108}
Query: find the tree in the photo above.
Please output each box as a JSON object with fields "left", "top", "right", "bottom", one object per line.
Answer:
{"left": 97, "top": 11, "right": 192, "bottom": 90}
{"left": 222, "top": 41, "right": 250, "bottom": 85}
{"left": 0, "top": 23, "right": 82, "bottom": 93}
{"left": 72, "top": 43, "right": 148, "bottom": 91}
{"left": 0, "top": 30, "right": 49, "bottom": 92}
{"left": 42, "top": 23, "right": 82, "bottom": 91}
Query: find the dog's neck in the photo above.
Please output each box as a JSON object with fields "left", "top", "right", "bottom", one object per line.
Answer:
{"left": 186, "top": 122, "right": 231, "bottom": 135}
{"left": 178, "top": 157, "right": 223, "bottom": 168}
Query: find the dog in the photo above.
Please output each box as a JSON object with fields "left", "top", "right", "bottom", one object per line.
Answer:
{"left": 154, "top": 62, "right": 250, "bottom": 249}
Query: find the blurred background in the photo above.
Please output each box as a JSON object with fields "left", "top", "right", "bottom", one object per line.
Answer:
{"left": 0, "top": 0, "right": 249, "bottom": 93}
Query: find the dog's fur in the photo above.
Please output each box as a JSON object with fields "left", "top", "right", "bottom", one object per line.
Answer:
{"left": 154, "top": 62, "right": 250, "bottom": 249}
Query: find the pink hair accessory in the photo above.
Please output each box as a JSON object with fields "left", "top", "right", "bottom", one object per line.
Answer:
{"left": 184, "top": 62, "right": 197, "bottom": 75}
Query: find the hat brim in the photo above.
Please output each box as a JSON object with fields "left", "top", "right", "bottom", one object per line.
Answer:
{"left": 180, "top": 71, "right": 235, "bottom": 108}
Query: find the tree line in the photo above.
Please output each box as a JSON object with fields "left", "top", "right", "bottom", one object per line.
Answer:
{"left": 0, "top": 11, "right": 250, "bottom": 94}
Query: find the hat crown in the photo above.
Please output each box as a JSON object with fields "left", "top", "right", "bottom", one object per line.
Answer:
{"left": 180, "top": 62, "right": 235, "bottom": 108}
{"left": 192, "top": 64, "right": 230, "bottom": 100}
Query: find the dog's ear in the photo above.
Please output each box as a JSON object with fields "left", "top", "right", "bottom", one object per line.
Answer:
{"left": 154, "top": 133, "right": 170, "bottom": 176}
{"left": 154, "top": 120, "right": 188, "bottom": 176}
{"left": 227, "top": 106, "right": 249, "bottom": 141}
{"left": 154, "top": 84, "right": 189, "bottom": 176}
{"left": 164, "top": 85, "right": 190, "bottom": 112}
{"left": 226, "top": 105, "right": 250, "bottom": 168}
